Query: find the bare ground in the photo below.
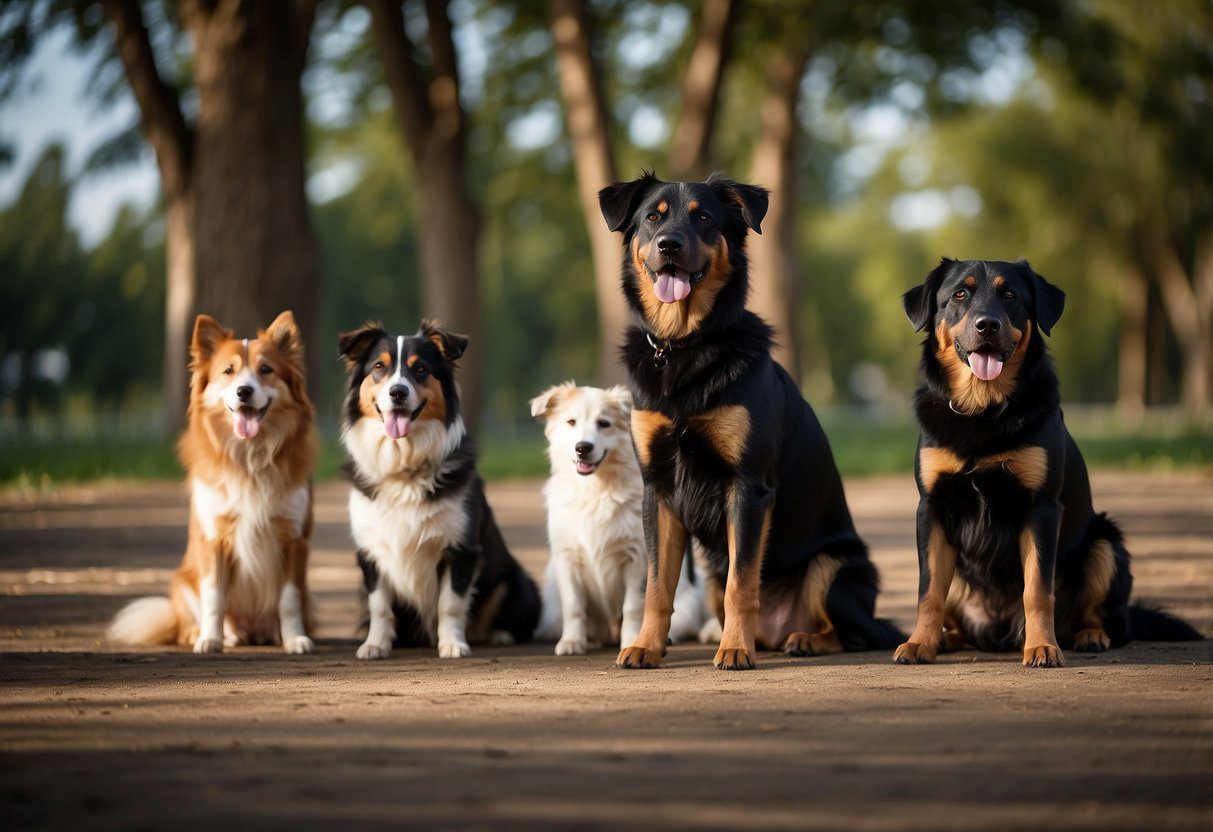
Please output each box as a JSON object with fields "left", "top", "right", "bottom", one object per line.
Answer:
{"left": 1, "top": 471, "right": 1211, "bottom": 831}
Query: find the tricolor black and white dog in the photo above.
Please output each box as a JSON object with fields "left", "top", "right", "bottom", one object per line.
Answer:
{"left": 338, "top": 320, "right": 540, "bottom": 659}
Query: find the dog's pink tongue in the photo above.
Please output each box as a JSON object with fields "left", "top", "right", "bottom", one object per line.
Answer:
{"left": 968, "top": 352, "right": 1005, "bottom": 381}
{"left": 234, "top": 412, "right": 260, "bottom": 439}
{"left": 383, "top": 411, "right": 412, "bottom": 439}
{"left": 655, "top": 271, "right": 691, "bottom": 303}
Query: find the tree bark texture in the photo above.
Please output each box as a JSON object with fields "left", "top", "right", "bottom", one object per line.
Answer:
{"left": 104, "top": 0, "right": 320, "bottom": 426}
{"left": 185, "top": 0, "right": 321, "bottom": 391}
{"left": 747, "top": 47, "right": 810, "bottom": 383}
{"left": 368, "top": 0, "right": 484, "bottom": 426}
{"left": 549, "top": 0, "right": 629, "bottom": 386}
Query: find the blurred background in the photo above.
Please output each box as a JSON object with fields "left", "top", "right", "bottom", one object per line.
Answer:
{"left": 1, "top": 0, "right": 1210, "bottom": 489}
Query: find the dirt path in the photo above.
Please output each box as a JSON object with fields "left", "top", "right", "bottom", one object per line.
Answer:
{"left": 1, "top": 472, "right": 1211, "bottom": 830}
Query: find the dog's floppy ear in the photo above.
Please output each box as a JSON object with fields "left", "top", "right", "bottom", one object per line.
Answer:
{"left": 263, "top": 310, "right": 304, "bottom": 365}
{"left": 599, "top": 172, "right": 660, "bottom": 233}
{"left": 419, "top": 319, "right": 469, "bottom": 361}
{"left": 707, "top": 172, "right": 769, "bottom": 234}
{"left": 337, "top": 322, "right": 385, "bottom": 371}
{"left": 529, "top": 381, "right": 577, "bottom": 420}
{"left": 1019, "top": 259, "right": 1066, "bottom": 336}
{"left": 902, "top": 258, "right": 955, "bottom": 332}
{"left": 191, "top": 314, "right": 231, "bottom": 364}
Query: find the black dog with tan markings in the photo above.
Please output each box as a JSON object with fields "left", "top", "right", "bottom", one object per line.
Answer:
{"left": 599, "top": 172, "right": 903, "bottom": 671}
{"left": 898, "top": 258, "right": 1200, "bottom": 667}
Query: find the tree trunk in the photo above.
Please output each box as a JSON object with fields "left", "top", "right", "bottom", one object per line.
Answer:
{"left": 667, "top": 0, "right": 737, "bottom": 180}
{"left": 367, "top": 0, "right": 484, "bottom": 426}
{"left": 185, "top": 0, "right": 321, "bottom": 391}
{"left": 1115, "top": 265, "right": 1147, "bottom": 423}
{"left": 162, "top": 194, "right": 195, "bottom": 427}
{"left": 747, "top": 48, "right": 809, "bottom": 383}
{"left": 549, "top": 0, "right": 628, "bottom": 386}
{"left": 1152, "top": 231, "right": 1213, "bottom": 419}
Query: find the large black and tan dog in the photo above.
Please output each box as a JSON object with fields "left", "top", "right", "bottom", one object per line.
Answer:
{"left": 599, "top": 172, "right": 903, "bottom": 670}
{"left": 338, "top": 320, "right": 540, "bottom": 659}
{"left": 897, "top": 258, "right": 1201, "bottom": 667}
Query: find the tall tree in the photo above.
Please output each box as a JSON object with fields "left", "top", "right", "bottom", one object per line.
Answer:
{"left": 667, "top": 0, "right": 737, "bottom": 180}
{"left": 2, "top": 0, "right": 321, "bottom": 427}
{"left": 366, "top": 0, "right": 485, "bottom": 424}
{"left": 548, "top": 0, "right": 628, "bottom": 386}
{"left": 746, "top": 46, "right": 810, "bottom": 380}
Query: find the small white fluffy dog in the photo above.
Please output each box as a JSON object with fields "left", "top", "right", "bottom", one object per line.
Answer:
{"left": 531, "top": 382, "right": 707, "bottom": 655}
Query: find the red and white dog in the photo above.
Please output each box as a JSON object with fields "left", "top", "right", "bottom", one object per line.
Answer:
{"left": 107, "top": 311, "right": 317, "bottom": 654}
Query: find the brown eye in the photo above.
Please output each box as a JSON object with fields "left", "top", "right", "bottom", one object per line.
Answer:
{"left": 373, "top": 361, "right": 385, "bottom": 371}
{"left": 1003, "top": 290, "right": 1016, "bottom": 300}
{"left": 953, "top": 290, "right": 968, "bottom": 301}
{"left": 597, "top": 419, "right": 611, "bottom": 429}
{"left": 259, "top": 364, "right": 272, "bottom": 375}
{"left": 646, "top": 213, "right": 661, "bottom": 223}
{"left": 567, "top": 418, "right": 576, "bottom": 426}
{"left": 696, "top": 211, "right": 710, "bottom": 223}
{"left": 223, "top": 365, "right": 234, "bottom": 375}
{"left": 412, "top": 363, "right": 429, "bottom": 379}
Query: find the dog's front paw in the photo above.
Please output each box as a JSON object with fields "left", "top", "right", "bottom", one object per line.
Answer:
{"left": 714, "top": 646, "right": 756, "bottom": 670}
{"left": 616, "top": 644, "right": 663, "bottom": 669}
{"left": 1073, "top": 628, "right": 1110, "bottom": 653}
{"left": 555, "top": 637, "right": 588, "bottom": 656}
{"left": 283, "top": 635, "right": 314, "bottom": 655}
{"left": 193, "top": 636, "right": 223, "bottom": 655}
{"left": 893, "top": 641, "right": 937, "bottom": 664}
{"left": 1023, "top": 644, "right": 1065, "bottom": 668}
{"left": 356, "top": 640, "right": 392, "bottom": 660}
{"left": 438, "top": 641, "right": 471, "bottom": 659}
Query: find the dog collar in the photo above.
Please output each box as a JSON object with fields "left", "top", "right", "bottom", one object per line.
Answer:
{"left": 644, "top": 331, "right": 701, "bottom": 369}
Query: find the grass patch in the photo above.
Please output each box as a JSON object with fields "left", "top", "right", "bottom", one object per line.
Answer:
{"left": 2, "top": 412, "right": 1209, "bottom": 493}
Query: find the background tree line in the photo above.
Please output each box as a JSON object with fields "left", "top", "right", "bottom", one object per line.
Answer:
{"left": 1, "top": 0, "right": 1210, "bottom": 441}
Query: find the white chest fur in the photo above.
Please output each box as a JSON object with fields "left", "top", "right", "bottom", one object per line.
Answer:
{"left": 192, "top": 476, "right": 308, "bottom": 616}
{"left": 348, "top": 484, "right": 468, "bottom": 630}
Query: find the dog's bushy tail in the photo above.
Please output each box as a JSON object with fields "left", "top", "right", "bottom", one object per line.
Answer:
{"left": 827, "top": 561, "right": 906, "bottom": 651}
{"left": 1129, "top": 604, "right": 1203, "bottom": 642}
{"left": 107, "top": 596, "right": 179, "bottom": 646}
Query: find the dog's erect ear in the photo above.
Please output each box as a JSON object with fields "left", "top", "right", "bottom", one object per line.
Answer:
{"left": 603, "top": 384, "right": 633, "bottom": 414}
{"left": 529, "top": 381, "right": 577, "bottom": 421}
{"left": 419, "top": 319, "right": 469, "bottom": 361}
{"left": 191, "top": 314, "right": 231, "bottom": 364}
{"left": 337, "top": 323, "right": 385, "bottom": 371}
{"left": 263, "top": 310, "right": 304, "bottom": 365}
{"left": 707, "top": 173, "right": 769, "bottom": 234}
{"left": 902, "top": 258, "right": 955, "bottom": 332}
{"left": 599, "top": 172, "right": 660, "bottom": 233}
{"left": 1019, "top": 259, "right": 1066, "bottom": 336}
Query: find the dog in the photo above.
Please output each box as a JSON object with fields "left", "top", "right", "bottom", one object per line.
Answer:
{"left": 598, "top": 172, "right": 903, "bottom": 670}
{"left": 338, "top": 320, "right": 541, "bottom": 659}
{"left": 108, "top": 311, "right": 317, "bottom": 654}
{"left": 530, "top": 382, "right": 707, "bottom": 655}
{"left": 897, "top": 258, "right": 1202, "bottom": 667}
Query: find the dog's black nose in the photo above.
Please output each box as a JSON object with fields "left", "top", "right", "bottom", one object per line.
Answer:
{"left": 974, "top": 316, "right": 1001, "bottom": 334}
{"left": 574, "top": 441, "right": 594, "bottom": 459}
{"left": 655, "top": 234, "right": 683, "bottom": 253}
{"left": 236, "top": 385, "right": 253, "bottom": 401}
{"left": 389, "top": 384, "right": 409, "bottom": 404}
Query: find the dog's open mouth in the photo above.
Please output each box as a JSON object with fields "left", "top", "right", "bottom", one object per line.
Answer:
{"left": 651, "top": 264, "right": 707, "bottom": 304}
{"left": 230, "top": 403, "right": 270, "bottom": 440}
{"left": 376, "top": 399, "right": 426, "bottom": 440}
{"left": 573, "top": 451, "right": 607, "bottom": 476}
{"left": 959, "top": 344, "right": 1015, "bottom": 382}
